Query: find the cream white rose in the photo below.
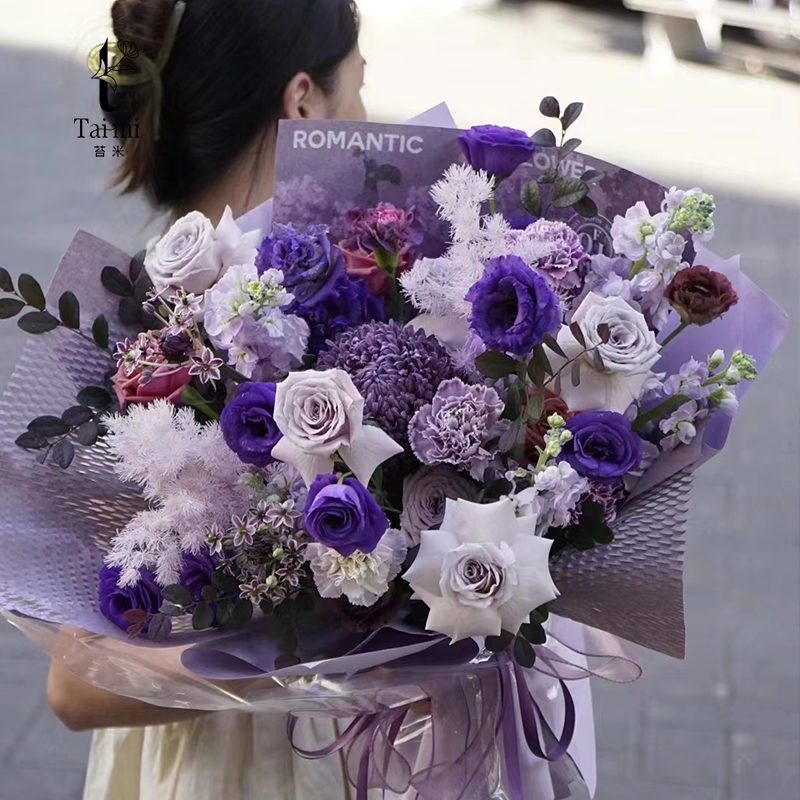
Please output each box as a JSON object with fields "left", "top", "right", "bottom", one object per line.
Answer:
{"left": 145, "top": 206, "right": 261, "bottom": 295}
{"left": 550, "top": 293, "right": 661, "bottom": 414}
{"left": 272, "top": 369, "right": 403, "bottom": 487}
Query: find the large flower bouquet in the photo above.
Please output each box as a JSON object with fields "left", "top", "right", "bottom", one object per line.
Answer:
{"left": 0, "top": 97, "right": 787, "bottom": 799}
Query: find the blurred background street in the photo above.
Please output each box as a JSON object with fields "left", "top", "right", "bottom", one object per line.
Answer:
{"left": 0, "top": 0, "right": 798, "bottom": 798}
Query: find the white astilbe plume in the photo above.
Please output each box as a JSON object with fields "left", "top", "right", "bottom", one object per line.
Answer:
{"left": 401, "top": 164, "right": 558, "bottom": 319}
{"left": 104, "top": 400, "right": 250, "bottom": 585}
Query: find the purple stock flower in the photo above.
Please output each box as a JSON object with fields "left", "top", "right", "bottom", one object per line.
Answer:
{"left": 304, "top": 474, "right": 389, "bottom": 557}
{"left": 317, "top": 321, "right": 455, "bottom": 444}
{"left": 179, "top": 551, "right": 218, "bottom": 602}
{"left": 409, "top": 378, "right": 505, "bottom": 477}
{"left": 292, "top": 273, "right": 385, "bottom": 356}
{"left": 458, "top": 125, "right": 534, "bottom": 180}
{"left": 343, "top": 203, "right": 423, "bottom": 255}
{"left": 466, "top": 255, "right": 561, "bottom": 357}
{"left": 256, "top": 224, "right": 345, "bottom": 306}
{"left": 561, "top": 411, "right": 642, "bottom": 482}
{"left": 98, "top": 566, "right": 162, "bottom": 632}
{"left": 220, "top": 382, "right": 282, "bottom": 467}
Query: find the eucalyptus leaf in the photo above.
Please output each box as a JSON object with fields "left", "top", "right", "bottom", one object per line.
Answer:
{"left": 539, "top": 170, "right": 558, "bottom": 185}
{"left": 569, "top": 321, "right": 586, "bottom": 348}
{"left": 15, "top": 430, "right": 48, "bottom": 450}
{"left": 559, "top": 138, "right": 582, "bottom": 158}
{"left": 526, "top": 389, "right": 545, "bottom": 423}
{"left": 539, "top": 96, "right": 560, "bottom": 118}
{"left": 531, "top": 128, "right": 557, "bottom": 148}
{"left": 572, "top": 196, "right": 598, "bottom": 219}
{"left": 593, "top": 349, "right": 606, "bottom": 373}
{"left": 0, "top": 266, "right": 14, "bottom": 293}
{"left": 146, "top": 614, "right": 172, "bottom": 642}
{"left": 0, "top": 298, "right": 25, "bottom": 319}
{"left": 231, "top": 599, "right": 254, "bottom": 627}
{"left": 485, "top": 630, "right": 515, "bottom": 653}
{"left": 159, "top": 601, "right": 185, "bottom": 617}
{"left": 28, "top": 416, "right": 70, "bottom": 437}
{"left": 92, "top": 315, "right": 109, "bottom": 350}
{"left": 513, "top": 635, "right": 536, "bottom": 668}
{"left": 18, "top": 274, "right": 46, "bottom": 310}
{"left": 18, "top": 311, "right": 60, "bottom": 335}
{"left": 542, "top": 333, "right": 566, "bottom": 359}
{"left": 571, "top": 358, "right": 582, "bottom": 387}
{"left": 62, "top": 406, "right": 94, "bottom": 426}
{"left": 530, "top": 604, "right": 550, "bottom": 624}
{"left": 76, "top": 421, "right": 100, "bottom": 446}
{"left": 77, "top": 386, "right": 112, "bottom": 409}
{"left": 212, "top": 570, "right": 241, "bottom": 596}
{"left": 201, "top": 585, "right": 218, "bottom": 603}
{"left": 58, "top": 291, "right": 80, "bottom": 330}
{"left": 597, "top": 322, "right": 611, "bottom": 343}
{"left": 118, "top": 297, "right": 142, "bottom": 325}
{"left": 52, "top": 439, "right": 75, "bottom": 469}
{"left": 580, "top": 169, "right": 603, "bottom": 184}
{"left": 162, "top": 584, "right": 193, "bottom": 607}
{"left": 129, "top": 250, "right": 147, "bottom": 283}
{"left": 192, "top": 602, "right": 215, "bottom": 630}
{"left": 561, "top": 101, "right": 584, "bottom": 130}
{"left": 554, "top": 370, "right": 562, "bottom": 396}
{"left": 216, "top": 599, "right": 234, "bottom": 626}
{"left": 520, "top": 621, "right": 547, "bottom": 645}
{"left": 474, "top": 350, "right": 518, "bottom": 380}
{"left": 551, "top": 177, "right": 590, "bottom": 208}
{"left": 520, "top": 181, "right": 542, "bottom": 218}
{"left": 101, "top": 266, "right": 134, "bottom": 297}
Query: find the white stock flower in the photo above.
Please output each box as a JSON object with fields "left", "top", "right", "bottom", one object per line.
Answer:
{"left": 306, "top": 529, "right": 407, "bottom": 607}
{"left": 611, "top": 202, "right": 662, "bottom": 261}
{"left": 145, "top": 206, "right": 261, "bottom": 295}
{"left": 272, "top": 369, "right": 403, "bottom": 487}
{"left": 646, "top": 230, "right": 687, "bottom": 274}
{"left": 659, "top": 400, "right": 707, "bottom": 450}
{"left": 550, "top": 294, "right": 661, "bottom": 413}
{"left": 402, "top": 498, "right": 559, "bottom": 642}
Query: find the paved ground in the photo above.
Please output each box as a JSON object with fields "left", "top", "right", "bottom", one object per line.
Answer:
{"left": 0, "top": 2, "right": 798, "bottom": 799}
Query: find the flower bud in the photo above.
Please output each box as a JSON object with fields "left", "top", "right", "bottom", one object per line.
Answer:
{"left": 547, "top": 413, "right": 566, "bottom": 429}
{"left": 272, "top": 546, "right": 285, "bottom": 560}
{"left": 707, "top": 349, "right": 725, "bottom": 370}
{"left": 265, "top": 574, "right": 278, "bottom": 590}
{"left": 724, "top": 365, "right": 742, "bottom": 385}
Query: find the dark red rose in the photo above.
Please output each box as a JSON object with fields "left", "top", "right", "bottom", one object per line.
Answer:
{"left": 665, "top": 265, "right": 738, "bottom": 326}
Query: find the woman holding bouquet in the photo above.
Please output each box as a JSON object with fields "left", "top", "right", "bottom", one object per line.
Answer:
{"left": 46, "top": 0, "right": 368, "bottom": 798}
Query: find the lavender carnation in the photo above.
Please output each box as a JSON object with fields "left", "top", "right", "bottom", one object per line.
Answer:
{"left": 292, "top": 274, "right": 385, "bottom": 356}
{"left": 256, "top": 224, "right": 344, "bottom": 306}
{"left": 409, "top": 378, "right": 504, "bottom": 477}
{"left": 317, "top": 321, "right": 455, "bottom": 444}
{"left": 526, "top": 219, "right": 589, "bottom": 295}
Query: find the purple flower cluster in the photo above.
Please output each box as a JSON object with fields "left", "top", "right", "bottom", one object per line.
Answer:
{"left": 256, "top": 224, "right": 344, "bottom": 306}
{"left": 466, "top": 255, "right": 561, "bottom": 357}
{"left": 317, "top": 321, "right": 455, "bottom": 444}
{"left": 561, "top": 411, "right": 642, "bottom": 482}
{"left": 343, "top": 203, "right": 423, "bottom": 255}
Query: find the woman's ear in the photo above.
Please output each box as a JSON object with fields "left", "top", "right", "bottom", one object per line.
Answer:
{"left": 282, "top": 72, "right": 328, "bottom": 120}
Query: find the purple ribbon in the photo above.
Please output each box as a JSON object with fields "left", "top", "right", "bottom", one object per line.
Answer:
{"left": 287, "top": 657, "right": 577, "bottom": 800}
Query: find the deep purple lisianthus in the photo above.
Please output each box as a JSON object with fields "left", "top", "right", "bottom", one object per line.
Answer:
{"left": 305, "top": 474, "right": 389, "bottom": 557}
{"left": 561, "top": 411, "right": 642, "bottom": 481}
{"left": 98, "top": 566, "right": 162, "bottom": 632}
{"left": 256, "top": 224, "right": 344, "bottom": 306}
{"left": 179, "top": 552, "right": 218, "bottom": 602}
{"left": 220, "top": 382, "right": 282, "bottom": 467}
{"left": 292, "top": 273, "right": 385, "bottom": 356}
{"left": 343, "top": 203, "right": 423, "bottom": 255}
{"left": 466, "top": 255, "right": 561, "bottom": 357}
{"left": 158, "top": 330, "right": 194, "bottom": 362}
{"left": 458, "top": 125, "right": 535, "bottom": 180}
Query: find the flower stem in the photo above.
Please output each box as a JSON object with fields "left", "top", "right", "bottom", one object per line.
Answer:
{"left": 659, "top": 320, "right": 689, "bottom": 349}
{"left": 628, "top": 257, "right": 647, "bottom": 279}
{"left": 632, "top": 393, "right": 688, "bottom": 433}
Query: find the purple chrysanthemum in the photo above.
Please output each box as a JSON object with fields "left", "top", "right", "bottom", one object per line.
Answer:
{"left": 317, "top": 321, "right": 455, "bottom": 444}
{"left": 526, "top": 220, "right": 589, "bottom": 295}
{"left": 408, "top": 378, "right": 505, "bottom": 476}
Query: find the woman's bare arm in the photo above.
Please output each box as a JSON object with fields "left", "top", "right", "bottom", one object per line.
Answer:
{"left": 47, "top": 659, "right": 209, "bottom": 732}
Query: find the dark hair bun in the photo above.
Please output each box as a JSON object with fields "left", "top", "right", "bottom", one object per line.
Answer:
{"left": 111, "top": 0, "right": 174, "bottom": 60}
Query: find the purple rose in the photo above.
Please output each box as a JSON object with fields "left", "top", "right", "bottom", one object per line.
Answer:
{"left": 561, "top": 411, "right": 642, "bottom": 482}
{"left": 220, "top": 382, "right": 282, "bottom": 467}
{"left": 98, "top": 566, "right": 162, "bottom": 632}
{"left": 466, "top": 255, "right": 561, "bottom": 357}
{"left": 179, "top": 551, "right": 218, "bottom": 602}
{"left": 305, "top": 474, "right": 389, "bottom": 556}
{"left": 256, "top": 224, "right": 344, "bottom": 306}
{"left": 458, "top": 125, "right": 535, "bottom": 180}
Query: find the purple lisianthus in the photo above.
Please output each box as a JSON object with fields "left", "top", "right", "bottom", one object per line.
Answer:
{"left": 561, "top": 411, "right": 642, "bottom": 482}
{"left": 256, "top": 224, "right": 344, "bottom": 306}
{"left": 458, "top": 125, "right": 534, "bottom": 180}
{"left": 179, "top": 552, "right": 218, "bottom": 602}
{"left": 343, "top": 203, "right": 423, "bottom": 255}
{"left": 292, "top": 273, "right": 385, "bottom": 356}
{"left": 466, "top": 255, "right": 561, "bottom": 357}
{"left": 220, "top": 382, "right": 282, "bottom": 467}
{"left": 305, "top": 474, "right": 389, "bottom": 557}
{"left": 98, "top": 566, "right": 162, "bottom": 632}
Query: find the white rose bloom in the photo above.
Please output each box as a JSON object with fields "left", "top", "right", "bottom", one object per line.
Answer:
{"left": 145, "top": 206, "right": 261, "bottom": 295}
{"left": 402, "top": 497, "right": 559, "bottom": 642}
{"left": 272, "top": 369, "right": 403, "bottom": 487}
{"left": 307, "top": 529, "right": 407, "bottom": 607}
{"left": 550, "top": 294, "right": 661, "bottom": 414}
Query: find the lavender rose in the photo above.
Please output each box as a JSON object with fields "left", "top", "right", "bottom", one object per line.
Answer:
{"left": 305, "top": 474, "right": 389, "bottom": 556}
{"left": 561, "top": 411, "right": 642, "bottom": 481}
{"left": 220, "top": 382, "right": 282, "bottom": 468}
{"left": 256, "top": 224, "right": 345, "bottom": 306}
{"left": 665, "top": 265, "right": 738, "bottom": 326}
{"left": 466, "top": 255, "right": 561, "bottom": 357}
{"left": 98, "top": 565, "right": 162, "bottom": 632}
{"left": 457, "top": 125, "right": 535, "bottom": 180}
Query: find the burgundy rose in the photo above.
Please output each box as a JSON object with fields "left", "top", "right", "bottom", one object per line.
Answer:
{"left": 112, "top": 363, "right": 191, "bottom": 413}
{"left": 665, "top": 265, "right": 738, "bottom": 326}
